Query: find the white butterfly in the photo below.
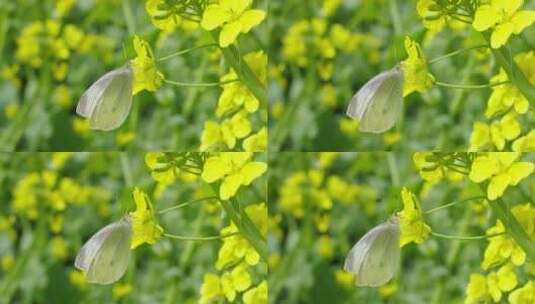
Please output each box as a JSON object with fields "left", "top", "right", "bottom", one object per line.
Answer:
{"left": 344, "top": 216, "right": 400, "bottom": 287}
{"left": 76, "top": 65, "right": 134, "bottom": 131}
{"left": 346, "top": 66, "right": 404, "bottom": 133}
{"left": 74, "top": 217, "right": 132, "bottom": 285}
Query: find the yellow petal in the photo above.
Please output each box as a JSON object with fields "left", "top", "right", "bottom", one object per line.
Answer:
{"left": 220, "top": 21, "right": 242, "bottom": 47}
{"left": 469, "top": 157, "right": 500, "bottom": 182}
{"left": 473, "top": 6, "right": 500, "bottom": 31}
{"left": 237, "top": 9, "right": 266, "bottom": 33}
{"left": 202, "top": 156, "right": 232, "bottom": 183}
{"left": 491, "top": 22, "right": 514, "bottom": 48}
{"left": 511, "top": 10, "right": 535, "bottom": 34}
{"left": 201, "top": 5, "right": 231, "bottom": 30}
{"left": 220, "top": 174, "right": 243, "bottom": 200}
{"left": 222, "top": 0, "right": 252, "bottom": 14}
{"left": 507, "top": 162, "right": 534, "bottom": 185}
{"left": 487, "top": 173, "right": 511, "bottom": 200}
{"left": 239, "top": 161, "right": 267, "bottom": 185}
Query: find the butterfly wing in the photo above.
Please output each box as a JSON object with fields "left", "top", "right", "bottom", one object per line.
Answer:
{"left": 355, "top": 221, "right": 400, "bottom": 287}
{"left": 347, "top": 70, "right": 392, "bottom": 121}
{"left": 90, "top": 66, "right": 133, "bottom": 131}
{"left": 76, "top": 68, "right": 123, "bottom": 119}
{"left": 75, "top": 220, "right": 123, "bottom": 271}
{"left": 358, "top": 68, "right": 404, "bottom": 133}
{"left": 85, "top": 219, "right": 132, "bottom": 284}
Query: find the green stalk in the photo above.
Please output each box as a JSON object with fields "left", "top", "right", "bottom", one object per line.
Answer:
{"left": 482, "top": 32, "right": 535, "bottom": 104}
{"left": 210, "top": 32, "right": 267, "bottom": 105}
{"left": 491, "top": 198, "right": 535, "bottom": 261}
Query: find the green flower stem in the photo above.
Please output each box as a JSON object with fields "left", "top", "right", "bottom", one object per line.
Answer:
{"left": 163, "top": 78, "right": 238, "bottom": 87}
{"left": 482, "top": 32, "right": 535, "bottom": 105}
{"left": 121, "top": 0, "right": 135, "bottom": 35}
{"left": 163, "top": 232, "right": 238, "bottom": 241}
{"left": 210, "top": 32, "right": 267, "bottom": 105}
{"left": 158, "top": 196, "right": 218, "bottom": 214}
{"left": 157, "top": 43, "right": 218, "bottom": 62}
{"left": 434, "top": 80, "right": 509, "bottom": 89}
{"left": 428, "top": 45, "right": 487, "bottom": 64}
{"left": 424, "top": 196, "right": 487, "bottom": 214}
{"left": 431, "top": 231, "right": 504, "bottom": 240}
{"left": 491, "top": 197, "right": 535, "bottom": 261}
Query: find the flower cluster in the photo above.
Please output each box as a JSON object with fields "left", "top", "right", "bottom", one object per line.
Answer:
{"left": 397, "top": 187, "right": 431, "bottom": 247}
{"left": 201, "top": 52, "right": 267, "bottom": 151}
{"left": 201, "top": 152, "right": 267, "bottom": 200}
{"left": 129, "top": 188, "right": 164, "bottom": 249}
{"left": 468, "top": 153, "right": 534, "bottom": 200}
{"left": 402, "top": 36, "right": 435, "bottom": 97}
{"left": 200, "top": 203, "right": 268, "bottom": 304}
{"left": 466, "top": 203, "right": 535, "bottom": 304}
{"left": 470, "top": 52, "right": 535, "bottom": 151}
{"left": 201, "top": 0, "right": 266, "bottom": 47}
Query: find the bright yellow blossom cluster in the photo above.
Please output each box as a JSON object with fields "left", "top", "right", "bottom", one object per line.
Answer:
{"left": 472, "top": 0, "right": 535, "bottom": 49}
{"left": 129, "top": 187, "right": 164, "bottom": 249}
{"left": 471, "top": 51, "right": 535, "bottom": 151}
{"left": 416, "top": 0, "right": 467, "bottom": 36}
{"left": 131, "top": 35, "right": 164, "bottom": 95}
{"left": 145, "top": 0, "right": 199, "bottom": 33}
{"left": 402, "top": 36, "right": 435, "bottom": 97}
{"left": 201, "top": 152, "right": 267, "bottom": 200}
{"left": 397, "top": 187, "right": 431, "bottom": 247}
{"left": 468, "top": 153, "right": 534, "bottom": 200}
{"left": 201, "top": 52, "right": 267, "bottom": 152}
{"left": 466, "top": 203, "right": 535, "bottom": 303}
{"left": 200, "top": 0, "right": 266, "bottom": 47}
{"left": 200, "top": 203, "right": 267, "bottom": 304}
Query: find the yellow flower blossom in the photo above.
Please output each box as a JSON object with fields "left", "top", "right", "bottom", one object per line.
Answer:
{"left": 485, "top": 51, "right": 534, "bottom": 117}
{"left": 1, "top": 255, "right": 15, "bottom": 271}
{"left": 112, "top": 283, "right": 133, "bottom": 299}
{"left": 201, "top": 153, "right": 266, "bottom": 200}
{"left": 145, "top": 0, "right": 198, "bottom": 32}
{"left": 221, "top": 263, "right": 252, "bottom": 301}
{"left": 200, "top": 273, "right": 222, "bottom": 304}
{"left": 509, "top": 281, "right": 535, "bottom": 304}
{"left": 129, "top": 187, "right": 164, "bottom": 248}
{"left": 69, "top": 270, "right": 87, "bottom": 289}
{"left": 482, "top": 204, "right": 535, "bottom": 269}
{"left": 216, "top": 203, "right": 266, "bottom": 269}
{"left": 144, "top": 152, "right": 178, "bottom": 184}
{"left": 402, "top": 36, "right": 435, "bottom": 96}
{"left": 466, "top": 273, "right": 490, "bottom": 304}
{"left": 469, "top": 153, "right": 534, "bottom": 200}
{"left": 243, "top": 127, "right": 267, "bottom": 152}
{"left": 513, "top": 130, "right": 535, "bottom": 151}
{"left": 473, "top": 0, "right": 535, "bottom": 48}
{"left": 397, "top": 187, "right": 431, "bottom": 247}
{"left": 243, "top": 280, "right": 268, "bottom": 304}
{"left": 131, "top": 35, "right": 164, "bottom": 95}
{"left": 50, "top": 236, "right": 69, "bottom": 260}
{"left": 487, "top": 264, "right": 518, "bottom": 302}
{"left": 316, "top": 235, "right": 334, "bottom": 258}
{"left": 201, "top": 0, "right": 266, "bottom": 47}
{"left": 217, "top": 51, "right": 266, "bottom": 117}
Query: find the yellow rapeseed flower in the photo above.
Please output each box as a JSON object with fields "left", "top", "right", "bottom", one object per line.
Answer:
{"left": 201, "top": 0, "right": 266, "bottom": 47}
{"left": 200, "top": 273, "right": 223, "bottom": 304}
{"left": 469, "top": 153, "right": 534, "bottom": 200}
{"left": 508, "top": 281, "right": 535, "bottom": 304}
{"left": 201, "top": 153, "right": 266, "bottom": 200}
{"left": 131, "top": 35, "right": 164, "bottom": 95}
{"left": 243, "top": 127, "right": 267, "bottom": 152}
{"left": 397, "top": 187, "right": 431, "bottom": 247}
{"left": 473, "top": 0, "right": 535, "bottom": 48}
{"left": 129, "top": 187, "right": 164, "bottom": 248}
{"left": 221, "top": 263, "right": 252, "bottom": 301}
{"left": 402, "top": 36, "right": 435, "bottom": 96}
{"left": 243, "top": 280, "right": 268, "bottom": 304}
